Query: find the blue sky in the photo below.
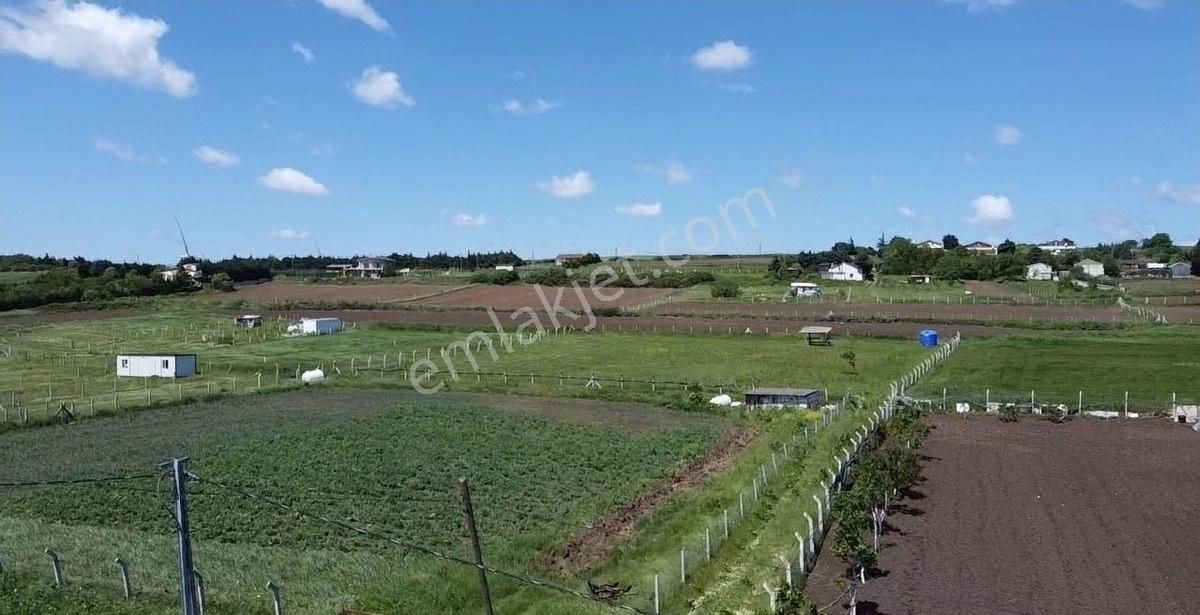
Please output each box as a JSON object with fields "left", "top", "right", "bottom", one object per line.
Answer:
{"left": 1, "top": 0, "right": 1197, "bottom": 264}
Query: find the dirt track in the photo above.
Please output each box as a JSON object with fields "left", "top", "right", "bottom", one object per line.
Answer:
{"left": 806, "top": 415, "right": 1200, "bottom": 615}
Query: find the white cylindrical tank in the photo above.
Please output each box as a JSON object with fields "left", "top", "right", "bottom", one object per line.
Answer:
{"left": 709, "top": 393, "right": 733, "bottom": 406}
{"left": 301, "top": 369, "right": 326, "bottom": 384}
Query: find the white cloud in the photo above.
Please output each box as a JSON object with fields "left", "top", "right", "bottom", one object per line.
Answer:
{"left": 94, "top": 136, "right": 133, "bottom": 160}
{"left": 500, "top": 98, "right": 559, "bottom": 115}
{"left": 352, "top": 66, "right": 413, "bottom": 108}
{"left": 994, "top": 124, "right": 1022, "bottom": 145}
{"left": 1155, "top": 181, "right": 1200, "bottom": 205}
{"left": 259, "top": 168, "right": 329, "bottom": 197}
{"left": 453, "top": 213, "right": 487, "bottom": 227}
{"left": 0, "top": 0, "right": 196, "bottom": 97}
{"left": 1123, "top": 0, "right": 1163, "bottom": 8}
{"left": 291, "top": 41, "right": 314, "bottom": 62}
{"left": 966, "top": 194, "right": 1014, "bottom": 226}
{"left": 638, "top": 161, "right": 693, "bottom": 185}
{"left": 691, "top": 40, "right": 752, "bottom": 71}
{"left": 1090, "top": 209, "right": 1156, "bottom": 242}
{"left": 942, "top": 0, "right": 1017, "bottom": 11}
{"left": 615, "top": 202, "right": 663, "bottom": 218}
{"left": 271, "top": 228, "right": 310, "bottom": 240}
{"left": 898, "top": 205, "right": 917, "bottom": 219}
{"left": 537, "top": 171, "right": 596, "bottom": 199}
{"left": 193, "top": 145, "right": 240, "bottom": 168}
{"left": 777, "top": 169, "right": 804, "bottom": 188}
{"left": 316, "top": 0, "right": 389, "bottom": 32}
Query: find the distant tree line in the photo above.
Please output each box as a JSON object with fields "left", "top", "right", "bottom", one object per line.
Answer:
{"left": 0, "top": 256, "right": 195, "bottom": 311}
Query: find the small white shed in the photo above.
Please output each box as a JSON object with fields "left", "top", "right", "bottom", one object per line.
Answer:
{"left": 116, "top": 354, "right": 197, "bottom": 378}
{"left": 1026, "top": 263, "right": 1053, "bottom": 281}
{"left": 300, "top": 317, "right": 344, "bottom": 336}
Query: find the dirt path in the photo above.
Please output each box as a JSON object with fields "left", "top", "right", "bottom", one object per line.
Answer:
{"left": 539, "top": 426, "right": 757, "bottom": 576}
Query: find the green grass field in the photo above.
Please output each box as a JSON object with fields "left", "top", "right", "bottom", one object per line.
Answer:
{"left": 909, "top": 327, "right": 1200, "bottom": 409}
{"left": 0, "top": 389, "right": 727, "bottom": 614}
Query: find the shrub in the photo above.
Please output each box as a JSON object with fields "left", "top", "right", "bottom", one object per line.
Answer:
{"left": 710, "top": 277, "right": 741, "bottom": 298}
{"left": 210, "top": 272, "right": 235, "bottom": 292}
{"left": 525, "top": 268, "right": 571, "bottom": 286}
{"left": 468, "top": 270, "right": 519, "bottom": 285}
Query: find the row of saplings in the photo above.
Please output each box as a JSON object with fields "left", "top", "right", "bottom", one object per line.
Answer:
{"left": 775, "top": 403, "right": 930, "bottom": 614}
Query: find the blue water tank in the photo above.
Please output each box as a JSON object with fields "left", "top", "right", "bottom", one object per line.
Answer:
{"left": 919, "top": 329, "right": 939, "bottom": 348}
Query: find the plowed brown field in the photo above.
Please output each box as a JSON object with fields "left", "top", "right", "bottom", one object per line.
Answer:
{"left": 806, "top": 415, "right": 1200, "bottom": 615}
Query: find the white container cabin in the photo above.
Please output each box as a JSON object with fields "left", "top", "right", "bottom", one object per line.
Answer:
{"left": 116, "top": 354, "right": 198, "bottom": 378}
{"left": 299, "top": 317, "right": 344, "bottom": 336}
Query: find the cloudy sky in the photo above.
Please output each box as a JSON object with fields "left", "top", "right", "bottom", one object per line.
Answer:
{"left": 0, "top": 0, "right": 1196, "bottom": 263}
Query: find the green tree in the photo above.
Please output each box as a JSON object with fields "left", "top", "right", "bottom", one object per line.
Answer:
{"left": 941, "top": 234, "right": 960, "bottom": 249}
{"left": 710, "top": 277, "right": 740, "bottom": 298}
{"left": 1192, "top": 240, "right": 1200, "bottom": 276}
{"left": 210, "top": 272, "right": 235, "bottom": 292}
{"left": 997, "top": 239, "right": 1016, "bottom": 254}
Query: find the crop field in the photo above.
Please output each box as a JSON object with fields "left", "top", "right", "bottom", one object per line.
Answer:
{"left": 806, "top": 414, "right": 1200, "bottom": 614}
{"left": 0, "top": 271, "right": 47, "bottom": 285}
{"left": 909, "top": 327, "right": 1200, "bottom": 408}
{"left": 0, "top": 389, "right": 731, "bottom": 614}
{"left": 1123, "top": 277, "right": 1200, "bottom": 298}
{"left": 410, "top": 284, "right": 675, "bottom": 310}
{"left": 234, "top": 281, "right": 467, "bottom": 303}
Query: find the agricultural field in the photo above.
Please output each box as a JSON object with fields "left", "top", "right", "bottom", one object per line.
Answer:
{"left": 806, "top": 414, "right": 1200, "bottom": 614}
{"left": 1122, "top": 277, "right": 1200, "bottom": 298}
{"left": 0, "top": 389, "right": 728, "bottom": 614}
{"left": 660, "top": 300, "right": 1132, "bottom": 327}
{"left": 909, "top": 327, "right": 1200, "bottom": 409}
{"left": 234, "top": 281, "right": 470, "bottom": 304}
{"left": 410, "top": 284, "right": 675, "bottom": 310}
{"left": 0, "top": 307, "right": 940, "bottom": 614}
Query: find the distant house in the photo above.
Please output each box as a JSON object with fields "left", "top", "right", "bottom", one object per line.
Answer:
{"left": 789, "top": 282, "right": 823, "bottom": 297}
{"left": 289, "top": 317, "right": 344, "bottom": 336}
{"left": 818, "top": 262, "right": 864, "bottom": 282}
{"left": 908, "top": 274, "right": 933, "bottom": 284}
{"left": 158, "top": 262, "right": 203, "bottom": 284}
{"left": 745, "top": 387, "right": 824, "bottom": 410}
{"left": 1169, "top": 262, "right": 1191, "bottom": 279}
{"left": 1038, "top": 238, "right": 1077, "bottom": 255}
{"left": 116, "top": 354, "right": 197, "bottom": 379}
{"left": 916, "top": 240, "right": 944, "bottom": 250}
{"left": 328, "top": 257, "right": 391, "bottom": 279}
{"left": 1026, "top": 263, "right": 1054, "bottom": 281}
{"left": 235, "top": 314, "right": 263, "bottom": 328}
{"left": 158, "top": 269, "right": 179, "bottom": 282}
{"left": 554, "top": 253, "right": 583, "bottom": 266}
{"left": 1077, "top": 259, "right": 1104, "bottom": 277}
{"left": 964, "top": 241, "right": 997, "bottom": 255}
{"left": 494, "top": 264, "right": 515, "bottom": 272}
{"left": 1119, "top": 260, "right": 1170, "bottom": 278}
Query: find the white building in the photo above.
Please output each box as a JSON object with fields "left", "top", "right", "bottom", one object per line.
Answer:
{"left": 916, "top": 240, "right": 943, "bottom": 250}
{"left": 964, "top": 241, "right": 997, "bottom": 255}
{"left": 1077, "top": 259, "right": 1104, "bottom": 277}
{"left": 327, "top": 257, "right": 391, "bottom": 279}
{"left": 494, "top": 264, "right": 515, "bottom": 272}
{"left": 1026, "top": 263, "right": 1054, "bottom": 281}
{"left": 819, "top": 262, "right": 864, "bottom": 282}
{"left": 116, "top": 354, "right": 197, "bottom": 378}
{"left": 1038, "top": 238, "right": 1077, "bottom": 255}
{"left": 789, "top": 282, "right": 823, "bottom": 297}
{"left": 296, "top": 317, "right": 343, "bottom": 336}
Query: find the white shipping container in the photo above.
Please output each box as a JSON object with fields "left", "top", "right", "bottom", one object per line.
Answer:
{"left": 116, "top": 354, "right": 197, "bottom": 378}
{"left": 300, "top": 317, "right": 344, "bottom": 336}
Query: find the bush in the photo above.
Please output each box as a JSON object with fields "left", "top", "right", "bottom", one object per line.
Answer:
{"left": 710, "top": 277, "right": 741, "bottom": 298}
{"left": 525, "top": 268, "right": 571, "bottom": 286}
{"left": 210, "top": 272, "right": 235, "bottom": 292}
{"left": 468, "top": 270, "right": 519, "bottom": 285}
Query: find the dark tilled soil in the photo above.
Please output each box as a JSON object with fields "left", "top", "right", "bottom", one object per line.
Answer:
{"left": 662, "top": 301, "right": 1130, "bottom": 324}
{"left": 806, "top": 415, "right": 1200, "bottom": 615}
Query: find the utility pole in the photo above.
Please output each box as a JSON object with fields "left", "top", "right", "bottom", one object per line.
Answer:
{"left": 458, "top": 478, "right": 494, "bottom": 615}
{"left": 167, "top": 458, "right": 199, "bottom": 615}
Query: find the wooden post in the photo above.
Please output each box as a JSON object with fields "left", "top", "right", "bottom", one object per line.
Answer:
{"left": 458, "top": 479, "right": 495, "bottom": 615}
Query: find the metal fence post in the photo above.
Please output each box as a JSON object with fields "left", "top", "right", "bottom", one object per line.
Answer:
{"left": 166, "top": 457, "right": 198, "bottom": 615}
{"left": 46, "top": 549, "right": 63, "bottom": 588}
{"left": 116, "top": 558, "right": 133, "bottom": 599}
{"left": 266, "top": 582, "right": 283, "bottom": 615}
{"left": 458, "top": 478, "right": 495, "bottom": 615}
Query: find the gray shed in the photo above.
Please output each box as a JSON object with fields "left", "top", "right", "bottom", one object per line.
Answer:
{"left": 745, "top": 387, "right": 824, "bottom": 409}
{"left": 1169, "top": 262, "right": 1191, "bottom": 279}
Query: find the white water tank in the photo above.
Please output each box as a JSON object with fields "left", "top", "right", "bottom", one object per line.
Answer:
{"left": 301, "top": 369, "right": 326, "bottom": 384}
{"left": 709, "top": 394, "right": 733, "bottom": 406}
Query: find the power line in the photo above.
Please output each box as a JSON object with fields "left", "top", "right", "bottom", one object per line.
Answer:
{"left": 187, "top": 472, "right": 650, "bottom": 614}
{"left": 0, "top": 473, "right": 158, "bottom": 488}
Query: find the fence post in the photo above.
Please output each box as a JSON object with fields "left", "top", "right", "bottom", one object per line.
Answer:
{"left": 115, "top": 558, "right": 133, "bottom": 599}
{"left": 46, "top": 549, "right": 63, "bottom": 588}
{"left": 458, "top": 478, "right": 495, "bottom": 615}
{"left": 266, "top": 582, "right": 283, "bottom": 615}
{"left": 194, "top": 570, "right": 207, "bottom": 615}
{"left": 680, "top": 548, "right": 686, "bottom": 584}
{"left": 167, "top": 457, "right": 199, "bottom": 615}
{"left": 653, "top": 574, "right": 660, "bottom": 615}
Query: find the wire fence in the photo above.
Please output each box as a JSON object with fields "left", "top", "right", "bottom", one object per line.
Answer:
{"left": 912, "top": 388, "right": 1200, "bottom": 420}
